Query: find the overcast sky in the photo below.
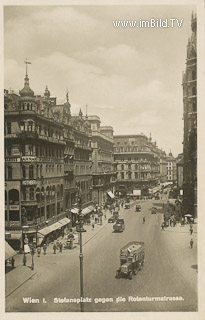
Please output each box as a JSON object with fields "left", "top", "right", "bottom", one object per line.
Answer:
{"left": 4, "top": 5, "right": 195, "bottom": 156}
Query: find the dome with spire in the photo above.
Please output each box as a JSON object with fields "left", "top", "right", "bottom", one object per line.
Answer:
{"left": 44, "top": 85, "right": 50, "bottom": 98}
{"left": 19, "top": 74, "right": 34, "bottom": 97}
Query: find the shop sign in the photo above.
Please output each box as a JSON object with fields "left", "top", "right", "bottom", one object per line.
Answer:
{"left": 22, "top": 156, "right": 37, "bottom": 162}
{"left": 9, "top": 221, "right": 20, "bottom": 227}
{"left": 9, "top": 205, "right": 19, "bottom": 210}
{"left": 22, "top": 180, "right": 36, "bottom": 186}
{"left": 5, "top": 157, "right": 20, "bottom": 162}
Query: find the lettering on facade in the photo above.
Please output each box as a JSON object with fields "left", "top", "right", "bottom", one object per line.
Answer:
{"left": 22, "top": 156, "right": 37, "bottom": 162}
{"left": 5, "top": 157, "right": 20, "bottom": 162}
{"left": 9, "top": 221, "right": 20, "bottom": 227}
{"left": 9, "top": 205, "right": 20, "bottom": 210}
{"left": 22, "top": 180, "right": 36, "bottom": 186}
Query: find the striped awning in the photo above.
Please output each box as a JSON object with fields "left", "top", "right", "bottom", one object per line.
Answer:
{"left": 5, "top": 241, "right": 16, "bottom": 260}
{"left": 107, "top": 191, "right": 115, "bottom": 199}
{"left": 38, "top": 222, "right": 63, "bottom": 237}
{"left": 58, "top": 217, "right": 71, "bottom": 226}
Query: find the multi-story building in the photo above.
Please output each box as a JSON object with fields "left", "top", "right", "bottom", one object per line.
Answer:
{"left": 71, "top": 110, "right": 92, "bottom": 210}
{"left": 166, "top": 151, "right": 177, "bottom": 183}
{"left": 4, "top": 68, "right": 93, "bottom": 247}
{"left": 182, "top": 13, "right": 197, "bottom": 217}
{"left": 114, "top": 134, "right": 161, "bottom": 195}
{"left": 176, "top": 153, "right": 183, "bottom": 197}
{"left": 88, "top": 116, "right": 115, "bottom": 205}
{"left": 4, "top": 72, "right": 68, "bottom": 248}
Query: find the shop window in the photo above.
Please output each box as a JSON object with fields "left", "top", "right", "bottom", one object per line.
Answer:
{"left": 7, "top": 123, "right": 11, "bottom": 134}
{"left": 22, "top": 188, "right": 26, "bottom": 201}
{"left": 8, "top": 166, "right": 12, "bottom": 179}
{"left": 31, "top": 190, "right": 37, "bottom": 204}
{"left": 22, "top": 165, "right": 26, "bottom": 179}
{"left": 29, "top": 165, "right": 34, "bottom": 179}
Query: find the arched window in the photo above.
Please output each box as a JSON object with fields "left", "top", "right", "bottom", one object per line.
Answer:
{"left": 30, "top": 188, "right": 34, "bottom": 200}
{"left": 29, "top": 165, "right": 34, "bottom": 179}
{"left": 41, "top": 187, "right": 45, "bottom": 201}
{"left": 36, "top": 188, "right": 40, "bottom": 202}
{"left": 8, "top": 166, "right": 12, "bottom": 179}
{"left": 46, "top": 186, "right": 50, "bottom": 201}
{"left": 9, "top": 189, "right": 19, "bottom": 204}
{"left": 22, "top": 165, "right": 26, "bottom": 179}
{"left": 22, "top": 188, "right": 26, "bottom": 201}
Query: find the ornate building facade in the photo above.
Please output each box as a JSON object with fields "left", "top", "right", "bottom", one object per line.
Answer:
{"left": 4, "top": 68, "right": 92, "bottom": 248}
{"left": 182, "top": 13, "right": 197, "bottom": 217}
{"left": 113, "top": 134, "right": 165, "bottom": 194}
{"left": 88, "top": 116, "right": 115, "bottom": 206}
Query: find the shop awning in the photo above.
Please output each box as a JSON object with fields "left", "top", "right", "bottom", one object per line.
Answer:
{"left": 107, "top": 191, "right": 115, "bottom": 199}
{"left": 71, "top": 208, "right": 79, "bottom": 214}
{"left": 82, "top": 207, "right": 91, "bottom": 215}
{"left": 38, "top": 222, "right": 63, "bottom": 237}
{"left": 5, "top": 241, "right": 17, "bottom": 260}
{"left": 58, "top": 217, "right": 71, "bottom": 226}
{"left": 88, "top": 205, "right": 95, "bottom": 212}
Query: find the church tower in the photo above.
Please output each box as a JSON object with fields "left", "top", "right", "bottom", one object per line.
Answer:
{"left": 182, "top": 13, "right": 197, "bottom": 217}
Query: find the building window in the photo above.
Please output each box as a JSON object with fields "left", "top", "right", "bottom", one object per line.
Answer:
{"left": 7, "top": 123, "right": 11, "bottom": 134}
{"left": 8, "top": 166, "right": 12, "bottom": 179}
{"left": 192, "top": 87, "right": 196, "bottom": 96}
{"left": 22, "top": 165, "right": 26, "bottom": 179}
{"left": 22, "top": 188, "right": 26, "bottom": 201}
{"left": 29, "top": 165, "right": 34, "bottom": 179}
{"left": 30, "top": 188, "right": 34, "bottom": 200}
{"left": 192, "top": 70, "right": 196, "bottom": 80}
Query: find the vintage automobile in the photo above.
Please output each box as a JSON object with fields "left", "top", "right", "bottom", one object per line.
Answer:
{"left": 116, "top": 241, "right": 145, "bottom": 279}
{"left": 113, "top": 218, "right": 125, "bottom": 232}
{"left": 151, "top": 207, "right": 157, "bottom": 214}
{"left": 124, "top": 203, "right": 130, "bottom": 209}
{"left": 135, "top": 204, "right": 142, "bottom": 212}
{"left": 108, "top": 216, "right": 116, "bottom": 223}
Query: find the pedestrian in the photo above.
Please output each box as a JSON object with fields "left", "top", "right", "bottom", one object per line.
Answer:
{"left": 23, "top": 253, "right": 27, "bottom": 266}
{"left": 53, "top": 243, "right": 57, "bottom": 254}
{"left": 43, "top": 244, "right": 47, "bottom": 255}
{"left": 92, "top": 221, "right": 95, "bottom": 231}
{"left": 11, "top": 257, "right": 15, "bottom": 268}
{"left": 59, "top": 242, "right": 63, "bottom": 252}
{"left": 37, "top": 246, "right": 41, "bottom": 257}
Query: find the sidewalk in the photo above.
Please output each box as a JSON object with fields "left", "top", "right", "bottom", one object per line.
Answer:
{"left": 5, "top": 208, "right": 114, "bottom": 298}
{"left": 159, "top": 217, "right": 197, "bottom": 293}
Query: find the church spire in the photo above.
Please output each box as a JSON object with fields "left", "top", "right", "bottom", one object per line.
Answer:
{"left": 19, "top": 59, "right": 34, "bottom": 97}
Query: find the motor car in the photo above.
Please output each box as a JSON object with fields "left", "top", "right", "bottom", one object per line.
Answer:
{"left": 135, "top": 204, "right": 142, "bottom": 212}
{"left": 108, "top": 216, "right": 116, "bottom": 223}
{"left": 124, "top": 203, "right": 130, "bottom": 209}
{"left": 151, "top": 207, "right": 157, "bottom": 214}
{"left": 113, "top": 219, "right": 125, "bottom": 232}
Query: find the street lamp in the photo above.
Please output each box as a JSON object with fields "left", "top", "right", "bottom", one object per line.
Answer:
{"left": 76, "top": 197, "right": 86, "bottom": 312}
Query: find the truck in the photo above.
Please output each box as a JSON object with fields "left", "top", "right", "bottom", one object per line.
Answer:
{"left": 116, "top": 241, "right": 145, "bottom": 280}
{"left": 113, "top": 218, "right": 125, "bottom": 232}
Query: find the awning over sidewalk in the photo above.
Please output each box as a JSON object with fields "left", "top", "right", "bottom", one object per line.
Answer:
{"left": 38, "top": 221, "right": 63, "bottom": 237}
{"left": 5, "top": 241, "right": 17, "bottom": 260}
{"left": 71, "top": 208, "right": 79, "bottom": 214}
{"left": 107, "top": 191, "right": 115, "bottom": 199}
{"left": 58, "top": 217, "right": 71, "bottom": 226}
